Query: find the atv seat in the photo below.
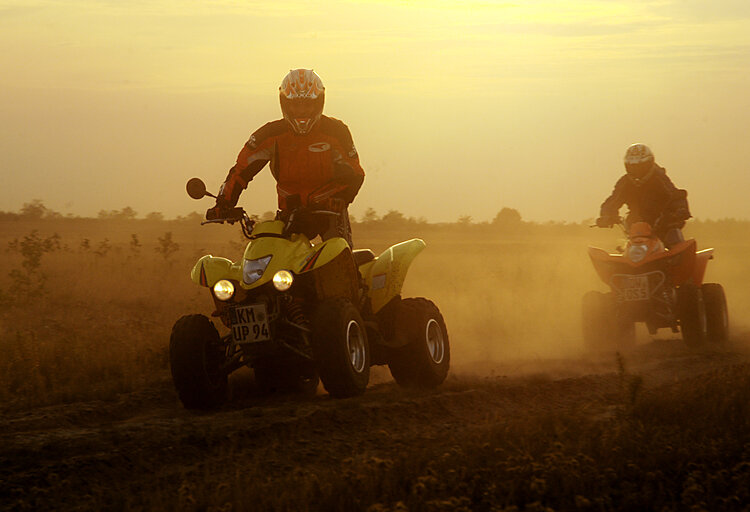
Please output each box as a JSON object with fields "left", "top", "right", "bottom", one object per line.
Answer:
{"left": 353, "top": 249, "right": 375, "bottom": 266}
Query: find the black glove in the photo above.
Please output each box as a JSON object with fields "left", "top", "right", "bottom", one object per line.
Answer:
{"left": 206, "top": 204, "right": 230, "bottom": 220}
{"left": 655, "top": 208, "right": 690, "bottom": 232}
{"left": 671, "top": 208, "right": 690, "bottom": 222}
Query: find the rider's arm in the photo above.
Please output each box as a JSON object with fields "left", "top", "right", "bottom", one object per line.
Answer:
{"left": 325, "top": 118, "right": 365, "bottom": 204}
{"left": 599, "top": 176, "right": 627, "bottom": 218}
{"left": 656, "top": 170, "right": 691, "bottom": 221}
{"left": 217, "top": 121, "right": 286, "bottom": 207}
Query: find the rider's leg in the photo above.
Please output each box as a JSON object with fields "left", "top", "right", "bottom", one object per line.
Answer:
{"left": 321, "top": 209, "right": 354, "bottom": 248}
{"left": 662, "top": 228, "right": 685, "bottom": 249}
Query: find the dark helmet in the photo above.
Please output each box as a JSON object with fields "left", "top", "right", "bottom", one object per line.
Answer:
{"left": 279, "top": 69, "right": 325, "bottom": 135}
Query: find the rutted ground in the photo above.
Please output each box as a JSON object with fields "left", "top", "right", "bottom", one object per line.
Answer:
{"left": 2, "top": 338, "right": 748, "bottom": 511}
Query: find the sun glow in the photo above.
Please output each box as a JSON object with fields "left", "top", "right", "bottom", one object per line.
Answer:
{"left": 0, "top": 0, "right": 748, "bottom": 222}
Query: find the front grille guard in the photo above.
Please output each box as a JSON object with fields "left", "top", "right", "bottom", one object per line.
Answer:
{"left": 610, "top": 270, "right": 677, "bottom": 323}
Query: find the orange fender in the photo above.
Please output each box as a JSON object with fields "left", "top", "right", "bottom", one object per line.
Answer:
{"left": 693, "top": 248, "right": 715, "bottom": 285}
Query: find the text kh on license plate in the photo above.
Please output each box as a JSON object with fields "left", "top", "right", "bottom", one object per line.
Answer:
{"left": 621, "top": 275, "right": 649, "bottom": 301}
{"left": 231, "top": 303, "right": 270, "bottom": 343}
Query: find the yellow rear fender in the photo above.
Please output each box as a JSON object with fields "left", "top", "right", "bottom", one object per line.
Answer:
{"left": 191, "top": 255, "right": 239, "bottom": 287}
{"left": 364, "top": 239, "right": 426, "bottom": 313}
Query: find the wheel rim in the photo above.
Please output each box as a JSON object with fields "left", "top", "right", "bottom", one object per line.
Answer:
{"left": 719, "top": 297, "right": 729, "bottom": 332}
{"left": 425, "top": 319, "right": 445, "bottom": 364}
{"left": 346, "top": 320, "right": 366, "bottom": 373}
{"left": 699, "top": 299, "right": 708, "bottom": 335}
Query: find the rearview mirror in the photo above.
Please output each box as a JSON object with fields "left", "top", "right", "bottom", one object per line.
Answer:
{"left": 186, "top": 178, "right": 207, "bottom": 200}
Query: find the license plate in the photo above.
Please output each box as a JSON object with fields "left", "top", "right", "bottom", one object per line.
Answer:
{"left": 621, "top": 275, "right": 649, "bottom": 301}
{"left": 230, "top": 303, "right": 271, "bottom": 343}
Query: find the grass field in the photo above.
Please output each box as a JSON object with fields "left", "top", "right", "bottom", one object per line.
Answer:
{"left": 0, "top": 216, "right": 748, "bottom": 410}
{"left": 1, "top": 216, "right": 750, "bottom": 511}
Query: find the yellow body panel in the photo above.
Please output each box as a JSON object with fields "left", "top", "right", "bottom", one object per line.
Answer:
{"left": 361, "top": 239, "right": 426, "bottom": 313}
{"left": 190, "top": 221, "right": 426, "bottom": 307}
{"left": 190, "top": 219, "right": 351, "bottom": 290}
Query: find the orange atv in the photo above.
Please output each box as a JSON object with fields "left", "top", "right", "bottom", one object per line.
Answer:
{"left": 583, "top": 221, "right": 728, "bottom": 349}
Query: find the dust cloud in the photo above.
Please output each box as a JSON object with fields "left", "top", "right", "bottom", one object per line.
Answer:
{"left": 390, "top": 224, "right": 750, "bottom": 377}
{"left": 1, "top": 216, "right": 748, "bottom": 401}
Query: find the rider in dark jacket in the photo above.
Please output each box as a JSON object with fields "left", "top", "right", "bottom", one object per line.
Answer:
{"left": 597, "top": 143, "right": 691, "bottom": 247}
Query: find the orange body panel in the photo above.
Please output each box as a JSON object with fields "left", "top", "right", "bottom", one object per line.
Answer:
{"left": 588, "top": 238, "right": 711, "bottom": 286}
{"left": 693, "top": 248, "right": 715, "bottom": 285}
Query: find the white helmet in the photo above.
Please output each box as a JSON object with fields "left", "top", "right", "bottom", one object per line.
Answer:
{"left": 624, "top": 143, "right": 655, "bottom": 180}
{"left": 279, "top": 69, "right": 325, "bottom": 135}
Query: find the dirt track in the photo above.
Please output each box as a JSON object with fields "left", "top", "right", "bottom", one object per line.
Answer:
{"left": 2, "top": 337, "right": 749, "bottom": 511}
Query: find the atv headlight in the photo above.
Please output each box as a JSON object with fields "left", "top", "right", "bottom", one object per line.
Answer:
{"left": 243, "top": 255, "right": 272, "bottom": 284}
{"left": 627, "top": 244, "right": 648, "bottom": 263}
{"left": 213, "top": 279, "right": 235, "bottom": 301}
{"left": 272, "top": 270, "right": 294, "bottom": 291}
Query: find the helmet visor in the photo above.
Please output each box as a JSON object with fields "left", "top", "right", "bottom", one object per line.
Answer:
{"left": 283, "top": 97, "right": 323, "bottom": 120}
{"left": 625, "top": 161, "right": 653, "bottom": 179}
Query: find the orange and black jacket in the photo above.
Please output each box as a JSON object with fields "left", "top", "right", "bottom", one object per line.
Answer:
{"left": 600, "top": 164, "right": 691, "bottom": 228}
{"left": 218, "top": 115, "right": 364, "bottom": 210}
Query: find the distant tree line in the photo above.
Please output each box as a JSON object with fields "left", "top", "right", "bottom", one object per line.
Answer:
{"left": 0, "top": 201, "right": 203, "bottom": 223}
{"left": 1, "top": 200, "right": 748, "bottom": 237}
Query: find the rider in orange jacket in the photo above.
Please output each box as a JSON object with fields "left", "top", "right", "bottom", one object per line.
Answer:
{"left": 207, "top": 69, "right": 364, "bottom": 247}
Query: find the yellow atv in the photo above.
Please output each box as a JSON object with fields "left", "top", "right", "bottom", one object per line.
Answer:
{"left": 169, "top": 178, "right": 450, "bottom": 409}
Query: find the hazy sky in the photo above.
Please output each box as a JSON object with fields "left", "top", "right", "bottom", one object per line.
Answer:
{"left": 1, "top": 0, "right": 749, "bottom": 222}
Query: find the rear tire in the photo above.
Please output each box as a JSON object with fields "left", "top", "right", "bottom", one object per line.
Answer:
{"left": 702, "top": 283, "right": 728, "bottom": 344}
{"left": 170, "top": 314, "right": 228, "bottom": 409}
{"left": 677, "top": 284, "right": 708, "bottom": 347}
{"left": 388, "top": 298, "right": 450, "bottom": 388}
{"left": 311, "top": 298, "right": 370, "bottom": 398}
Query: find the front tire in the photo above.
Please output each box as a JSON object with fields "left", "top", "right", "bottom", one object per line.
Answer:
{"left": 169, "top": 314, "right": 228, "bottom": 409}
{"left": 582, "top": 291, "right": 635, "bottom": 350}
{"left": 702, "top": 283, "right": 728, "bottom": 344}
{"left": 388, "top": 298, "right": 450, "bottom": 388}
{"left": 677, "top": 284, "right": 708, "bottom": 347}
{"left": 311, "top": 298, "right": 370, "bottom": 398}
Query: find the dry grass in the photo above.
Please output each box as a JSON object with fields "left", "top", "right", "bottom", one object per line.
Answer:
{"left": 1, "top": 218, "right": 748, "bottom": 411}
{"left": 2, "top": 217, "right": 750, "bottom": 511}
{"left": 0, "top": 223, "right": 211, "bottom": 409}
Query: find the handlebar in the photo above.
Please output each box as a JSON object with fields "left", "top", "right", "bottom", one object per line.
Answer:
{"left": 589, "top": 216, "right": 623, "bottom": 229}
{"left": 200, "top": 207, "right": 246, "bottom": 226}
{"left": 201, "top": 207, "right": 255, "bottom": 239}
{"left": 200, "top": 205, "right": 341, "bottom": 240}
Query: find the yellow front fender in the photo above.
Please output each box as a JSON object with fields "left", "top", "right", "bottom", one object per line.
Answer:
{"left": 191, "top": 255, "right": 240, "bottom": 287}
